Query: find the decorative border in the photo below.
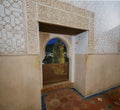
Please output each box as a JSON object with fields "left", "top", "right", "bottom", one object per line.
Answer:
{"left": 26, "top": 0, "right": 94, "bottom": 54}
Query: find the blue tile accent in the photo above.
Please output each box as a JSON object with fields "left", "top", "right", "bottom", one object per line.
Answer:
{"left": 41, "top": 95, "right": 47, "bottom": 110}
{"left": 71, "top": 88, "right": 84, "bottom": 98}
{"left": 41, "top": 85, "right": 120, "bottom": 109}
{"left": 42, "top": 106, "right": 46, "bottom": 110}
{"left": 71, "top": 85, "right": 120, "bottom": 100}
{"left": 84, "top": 85, "right": 120, "bottom": 99}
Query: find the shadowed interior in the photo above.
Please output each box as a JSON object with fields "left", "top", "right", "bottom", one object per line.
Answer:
{"left": 39, "top": 22, "right": 87, "bottom": 35}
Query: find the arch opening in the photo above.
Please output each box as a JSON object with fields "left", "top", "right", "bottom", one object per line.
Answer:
{"left": 42, "top": 38, "right": 69, "bottom": 85}
{"left": 43, "top": 38, "right": 69, "bottom": 64}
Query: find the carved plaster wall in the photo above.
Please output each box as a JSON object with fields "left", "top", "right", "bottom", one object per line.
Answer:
{"left": 60, "top": 1, "right": 120, "bottom": 53}
{"left": 0, "top": 0, "right": 26, "bottom": 55}
{"left": 26, "top": 0, "right": 94, "bottom": 54}
{"left": 0, "top": 0, "right": 94, "bottom": 55}
{"left": 2, "top": 0, "right": 120, "bottom": 54}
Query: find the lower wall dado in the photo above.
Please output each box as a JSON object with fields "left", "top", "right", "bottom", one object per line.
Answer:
{"left": 86, "top": 54, "right": 120, "bottom": 96}
{"left": 74, "top": 55, "right": 86, "bottom": 95}
{"left": 0, "top": 55, "right": 41, "bottom": 110}
{"left": 1, "top": 54, "right": 120, "bottom": 110}
{"left": 75, "top": 54, "right": 120, "bottom": 96}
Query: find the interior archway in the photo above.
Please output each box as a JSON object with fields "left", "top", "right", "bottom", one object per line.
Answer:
{"left": 42, "top": 38, "right": 69, "bottom": 85}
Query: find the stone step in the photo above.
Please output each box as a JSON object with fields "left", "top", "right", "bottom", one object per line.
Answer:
{"left": 41, "top": 81, "right": 74, "bottom": 94}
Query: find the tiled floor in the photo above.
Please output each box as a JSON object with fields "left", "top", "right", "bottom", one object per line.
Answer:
{"left": 42, "top": 86, "right": 120, "bottom": 110}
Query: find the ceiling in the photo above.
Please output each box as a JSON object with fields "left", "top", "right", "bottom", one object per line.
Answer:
{"left": 39, "top": 22, "right": 87, "bottom": 35}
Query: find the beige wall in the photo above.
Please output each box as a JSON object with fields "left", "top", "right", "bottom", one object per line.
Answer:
{"left": 74, "top": 55, "right": 86, "bottom": 95}
{"left": 85, "top": 54, "right": 120, "bottom": 96}
{"left": 0, "top": 55, "right": 41, "bottom": 110}
{"left": 75, "top": 54, "right": 120, "bottom": 96}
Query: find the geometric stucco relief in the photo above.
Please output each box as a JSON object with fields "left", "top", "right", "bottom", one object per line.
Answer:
{"left": 0, "top": 0, "right": 26, "bottom": 55}
{"left": 60, "top": 0, "right": 120, "bottom": 53}
{"left": 26, "top": 0, "right": 94, "bottom": 54}
{"left": 0, "top": 0, "right": 95, "bottom": 55}
{"left": 2, "top": 0, "right": 120, "bottom": 55}
{"left": 26, "top": 0, "right": 40, "bottom": 54}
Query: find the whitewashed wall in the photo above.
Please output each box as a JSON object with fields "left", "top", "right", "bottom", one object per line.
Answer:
{"left": 75, "top": 32, "right": 88, "bottom": 54}
{"left": 60, "top": 1, "right": 120, "bottom": 53}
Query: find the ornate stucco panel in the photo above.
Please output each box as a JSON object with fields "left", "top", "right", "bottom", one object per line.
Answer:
{"left": 0, "top": 0, "right": 27, "bottom": 55}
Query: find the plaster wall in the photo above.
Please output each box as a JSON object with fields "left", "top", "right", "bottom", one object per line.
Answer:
{"left": 74, "top": 32, "right": 88, "bottom": 95}
{"left": 0, "top": 55, "right": 41, "bottom": 110}
{"left": 60, "top": 1, "right": 120, "bottom": 53}
{"left": 75, "top": 54, "right": 120, "bottom": 96}
{"left": 75, "top": 32, "right": 88, "bottom": 54}
{"left": 74, "top": 54, "right": 86, "bottom": 95}
{"left": 1, "top": 0, "right": 120, "bottom": 110}
{"left": 85, "top": 54, "right": 120, "bottom": 96}
{"left": 0, "top": 0, "right": 94, "bottom": 109}
{"left": 61, "top": 0, "right": 120, "bottom": 96}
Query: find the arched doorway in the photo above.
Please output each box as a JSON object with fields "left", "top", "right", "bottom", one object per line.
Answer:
{"left": 42, "top": 38, "right": 69, "bottom": 85}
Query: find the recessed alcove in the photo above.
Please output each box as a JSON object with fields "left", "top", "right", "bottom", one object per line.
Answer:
{"left": 39, "top": 22, "right": 87, "bottom": 90}
{"left": 25, "top": 3, "right": 95, "bottom": 110}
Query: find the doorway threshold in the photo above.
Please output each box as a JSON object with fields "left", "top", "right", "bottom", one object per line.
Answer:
{"left": 42, "top": 81, "right": 74, "bottom": 94}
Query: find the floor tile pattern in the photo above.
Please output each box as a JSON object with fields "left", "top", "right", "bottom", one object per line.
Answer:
{"left": 42, "top": 87, "right": 120, "bottom": 110}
